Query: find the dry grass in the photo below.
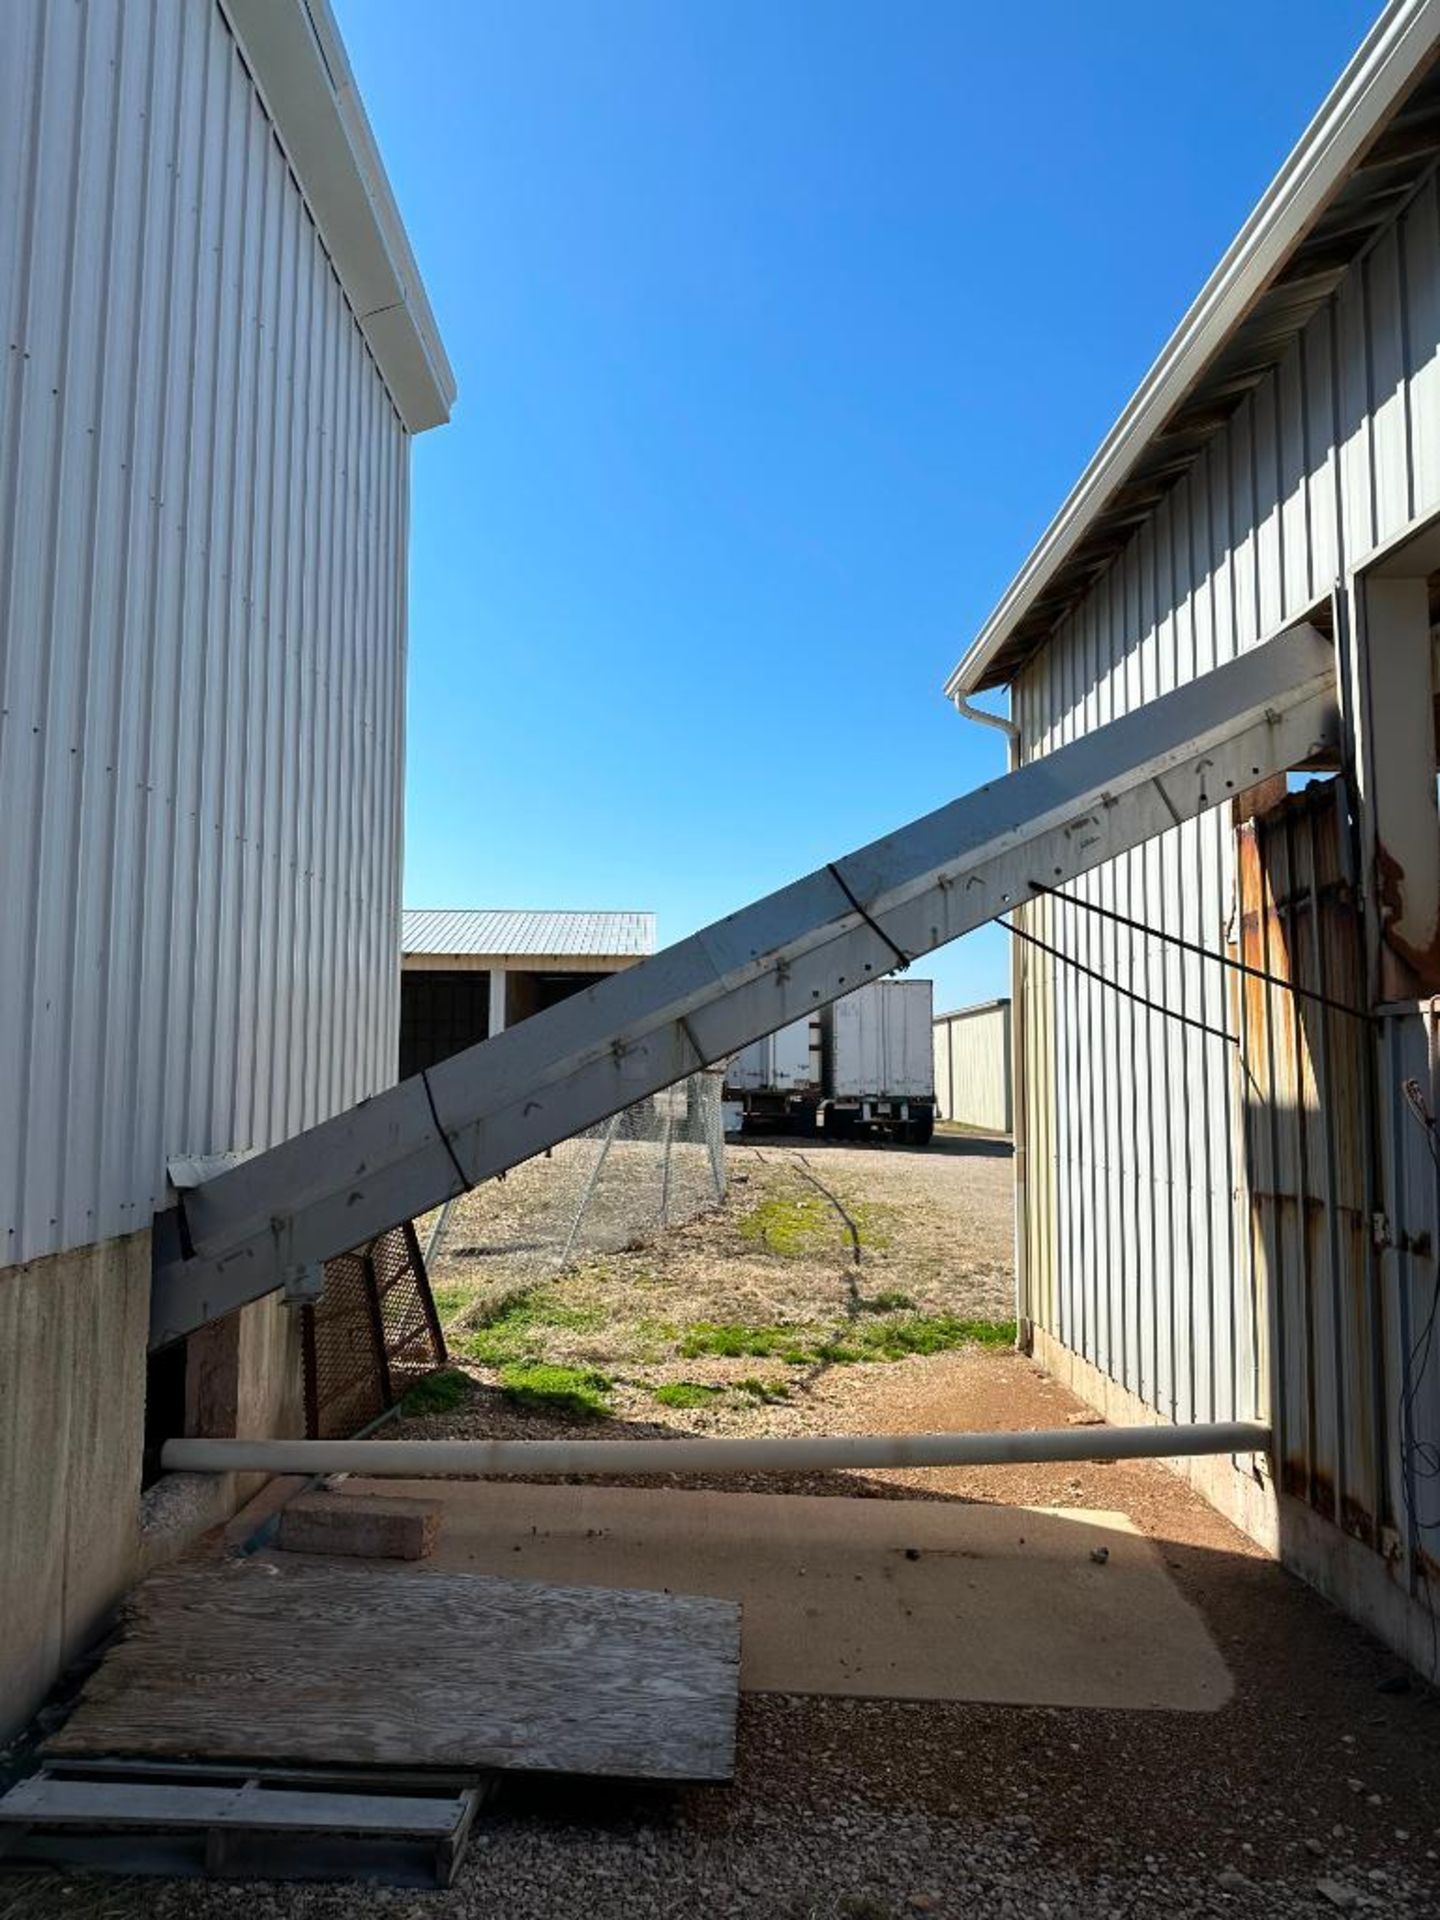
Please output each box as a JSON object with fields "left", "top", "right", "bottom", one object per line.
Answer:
{"left": 415, "top": 1138, "right": 1015, "bottom": 1439}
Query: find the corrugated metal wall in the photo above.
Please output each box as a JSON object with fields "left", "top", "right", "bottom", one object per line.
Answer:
{"left": 1013, "top": 164, "right": 1440, "bottom": 1429}
{"left": 933, "top": 1001, "right": 1012, "bottom": 1133}
{"left": 0, "top": 0, "right": 408, "bottom": 1269}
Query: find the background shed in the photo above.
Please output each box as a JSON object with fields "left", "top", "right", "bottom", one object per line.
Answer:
{"left": 399, "top": 909, "right": 656, "bottom": 1076}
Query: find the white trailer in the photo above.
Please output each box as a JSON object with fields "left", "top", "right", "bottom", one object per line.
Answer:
{"left": 823, "top": 979, "right": 936, "bottom": 1144}
{"left": 723, "top": 1017, "right": 823, "bottom": 1134}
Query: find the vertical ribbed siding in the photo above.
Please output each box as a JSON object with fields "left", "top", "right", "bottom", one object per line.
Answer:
{"left": 0, "top": 0, "right": 407, "bottom": 1269}
{"left": 1015, "top": 166, "right": 1440, "bottom": 1428}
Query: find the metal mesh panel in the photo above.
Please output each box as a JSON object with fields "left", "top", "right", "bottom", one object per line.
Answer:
{"left": 302, "top": 1221, "right": 447, "bottom": 1439}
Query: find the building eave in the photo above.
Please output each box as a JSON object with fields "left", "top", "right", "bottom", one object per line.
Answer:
{"left": 219, "top": 0, "right": 455, "bottom": 434}
{"left": 945, "top": 0, "right": 1440, "bottom": 699}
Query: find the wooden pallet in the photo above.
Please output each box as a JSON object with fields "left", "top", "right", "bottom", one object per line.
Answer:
{"left": 0, "top": 1759, "right": 488, "bottom": 1885}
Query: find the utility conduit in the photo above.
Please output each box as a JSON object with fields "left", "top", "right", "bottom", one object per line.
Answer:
{"left": 163, "top": 1420, "right": 1271, "bottom": 1479}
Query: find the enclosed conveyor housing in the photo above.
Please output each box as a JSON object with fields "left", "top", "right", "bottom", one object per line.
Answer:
{"left": 151, "top": 622, "right": 1340, "bottom": 1350}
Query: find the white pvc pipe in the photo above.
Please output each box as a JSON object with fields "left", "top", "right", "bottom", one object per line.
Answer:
{"left": 162, "top": 1420, "right": 1270, "bottom": 1479}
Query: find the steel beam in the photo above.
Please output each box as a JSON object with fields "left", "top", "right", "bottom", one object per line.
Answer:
{"left": 149, "top": 622, "right": 1339, "bottom": 1346}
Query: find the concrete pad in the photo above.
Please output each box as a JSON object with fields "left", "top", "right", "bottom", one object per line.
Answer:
{"left": 341, "top": 1479, "right": 1232, "bottom": 1713}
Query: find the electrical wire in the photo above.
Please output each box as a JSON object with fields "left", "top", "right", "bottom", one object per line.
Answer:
{"left": 1028, "top": 879, "right": 1370, "bottom": 1024}
{"left": 998, "top": 915, "right": 1238, "bottom": 1046}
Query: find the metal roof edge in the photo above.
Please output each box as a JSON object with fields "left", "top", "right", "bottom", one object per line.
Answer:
{"left": 943, "top": 0, "right": 1440, "bottom": 699}
{"left": 218, "top": 0, "right": 456, "bottom": 434}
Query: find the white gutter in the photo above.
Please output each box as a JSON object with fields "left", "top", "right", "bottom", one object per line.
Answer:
{"left": 162, "top": 1421, "right": 1272, "bottom": 1478}
{"left": 219, "top": 0, "right": 456, "bottom": 433}
{"left": 944, "top": 0, "right": 1440, "bottom": 699}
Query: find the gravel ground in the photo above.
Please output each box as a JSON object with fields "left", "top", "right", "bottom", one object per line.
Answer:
{"left": 7, "top": 1138, "right": 1440, "bottom": 1920}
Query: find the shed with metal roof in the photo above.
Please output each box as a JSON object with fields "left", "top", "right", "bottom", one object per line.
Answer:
{"left": 399, "top": 910, "right": 657, "bottom": 1077}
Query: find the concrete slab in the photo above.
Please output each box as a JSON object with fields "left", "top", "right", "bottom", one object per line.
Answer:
{"left": 340, "top": 1479, "right": 1233, "bottom": 1713}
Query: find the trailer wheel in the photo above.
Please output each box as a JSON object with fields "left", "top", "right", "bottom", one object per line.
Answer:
{"left": 825, "top": 1106, "right": 854, "bottom": 1141}
{"left": 906, "top": 1111, "right": 935, "bottom": 1148}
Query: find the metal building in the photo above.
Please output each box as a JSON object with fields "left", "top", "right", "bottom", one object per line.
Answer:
{"left": 399, "top": 908, "right": 657, "bottom": 1075}
{"left": 946, "top": 0, "right": 1440, "bottom": 1679}
{"left": 932, "top": 999, "right": 1013, "bottom": 1135}
{"left": 0, "top": 0, "right": 452, "bottom": 1735}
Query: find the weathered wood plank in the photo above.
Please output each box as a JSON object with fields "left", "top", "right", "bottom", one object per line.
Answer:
{"left": 46, "top": 1562, "right": 741, "bottom": 1781}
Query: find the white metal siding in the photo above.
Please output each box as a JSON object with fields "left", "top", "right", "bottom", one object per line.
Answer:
{"left": 933, "top": 1001, "right": 1012, "bottom": 1133}
{"left": 1014, "top": 169, "right": 1440, "bottom": 1426}
{"left": 0, "top": 0, "right": 408, "bottom": 1269}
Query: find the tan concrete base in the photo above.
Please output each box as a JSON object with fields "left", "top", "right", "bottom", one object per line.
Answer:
{"left": 1, "top": 1235, "right": 313, "bottom": 1743}
{"left": 0, "top": 1232, "right": 151, "bottom": 1740}
{"left": 339, "top": 1478, "right": 1233, "bottom": 1712}
{"left": 1029, "top": 1325, "right": 1439, "bottom": 1685}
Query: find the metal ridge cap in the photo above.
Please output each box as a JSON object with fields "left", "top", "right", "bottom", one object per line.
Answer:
{"left": 218, "top": 0, "right": 455, "bottom": 433}
{"left": 943, "top": 0, "right": 1440, "bottom": 699}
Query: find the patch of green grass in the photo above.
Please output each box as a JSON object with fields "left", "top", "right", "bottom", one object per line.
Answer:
{"left": 738, "top": 1190, "right": 838, "bottom": 1256}
{"left": 653, "top": 1381, "right": 725, "bottom": 1409}
{"left": 679, "top": 1322, "right": 813, "bottom": 1364}
{"left": 859, "top": 1289, "right": 915, "bottom": 1313}
{"left": 459, "top": 1288, "right": 609, "bottom": 1366}
{"left": 497, "top": 1362, "right": 613, "bottom": 1420}
{"left": 733, "top": 1377, "right": 791, "bottom": 1404}
{"left": 428, "top": 1282, "right": 474, "bottom": 1327}
{"left": 679, "top": 1313, "right": 1016, "bottom": 1369}
{"left": 738, "top": 1187, "right": 897, "bottom": 1258}
{"left": 398, "top": 1368, "right": 472, "bottom": 1418}
{"left": 850, "top": 1313, "right": 1017, "bottom": 1360}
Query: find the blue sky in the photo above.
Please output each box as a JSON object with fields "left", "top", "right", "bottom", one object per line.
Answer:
{"left": 336, "top": 0, "right": 1376, "bottom": 1013}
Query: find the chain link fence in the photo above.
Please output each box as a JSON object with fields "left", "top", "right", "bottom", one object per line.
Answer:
{"left": 427, "top": 1069, "right": 728, "bottom": 1290}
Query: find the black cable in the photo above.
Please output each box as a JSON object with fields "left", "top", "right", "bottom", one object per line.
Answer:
{"left": 420, "top": 1067, "right": 476, "bottom": 1193}
{"left": 998, "top": 915, "right": 1237, "bottom": 1047}
{"left": 1029, "top": 879, "right": 1370, "bottom": 1024}
{"left": 827, "top": 862, "right": 910, "bottom": 972}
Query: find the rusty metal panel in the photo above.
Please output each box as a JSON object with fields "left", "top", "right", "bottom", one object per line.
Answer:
{"left": 1376, "top": 1007, "right": 1440, "bottom": 1612}
{"left": 0, "top": 0, "right": 409, "bottom": 1270}
{"left": 1233, "top": 782, "right": 1379, "bottom": 1544}
{"left": 302, "top": 1222, "right": 446, "bottom": 1440}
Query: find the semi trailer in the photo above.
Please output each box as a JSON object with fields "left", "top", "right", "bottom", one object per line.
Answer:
{"left": 725, "top": 979, "right": 935, "bottom": 1144}
{"left": 722, "top": 1017, "right": 822, "bottom": 1134}
{"left": 823, "top": 978, "right": 935, "bottom": 1144}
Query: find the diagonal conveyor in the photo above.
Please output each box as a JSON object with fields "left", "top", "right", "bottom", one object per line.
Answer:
{"left": 150, "top": 622, "right": 1340, "bottom": 1347}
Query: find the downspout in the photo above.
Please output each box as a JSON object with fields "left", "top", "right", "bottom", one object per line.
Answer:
{"left": 951, "top": 693, "right": 1031, "bottom": 1353}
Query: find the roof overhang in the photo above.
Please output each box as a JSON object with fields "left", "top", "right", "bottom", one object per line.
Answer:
{"left": 219, "top": 0, "right": 455, "bottom": 433}
{"left": 946, "top": 0, "right": 1440, "bottom": 698}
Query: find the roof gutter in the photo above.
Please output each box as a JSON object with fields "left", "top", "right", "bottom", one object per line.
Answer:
{"left": 944, "top": 0, "right": 1440, "bottom": 700}
{"left": 219, "top": 0, "right": 456, "bottom": 433}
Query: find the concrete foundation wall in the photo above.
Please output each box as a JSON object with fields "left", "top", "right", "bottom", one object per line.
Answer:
{"left": 0, "top": 1234, "right": 150, "bottom": 1739}
{"left": 0, "top": 1233, "right": 308, "bottom": 1741}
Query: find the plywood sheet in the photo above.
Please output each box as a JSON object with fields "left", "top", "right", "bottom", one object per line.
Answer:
{"left": 342, "top": 1480, "right": 1232, "bottom": 1713}
{"left": 48, "top": 1562, "right": 740, "bottom": 1781}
